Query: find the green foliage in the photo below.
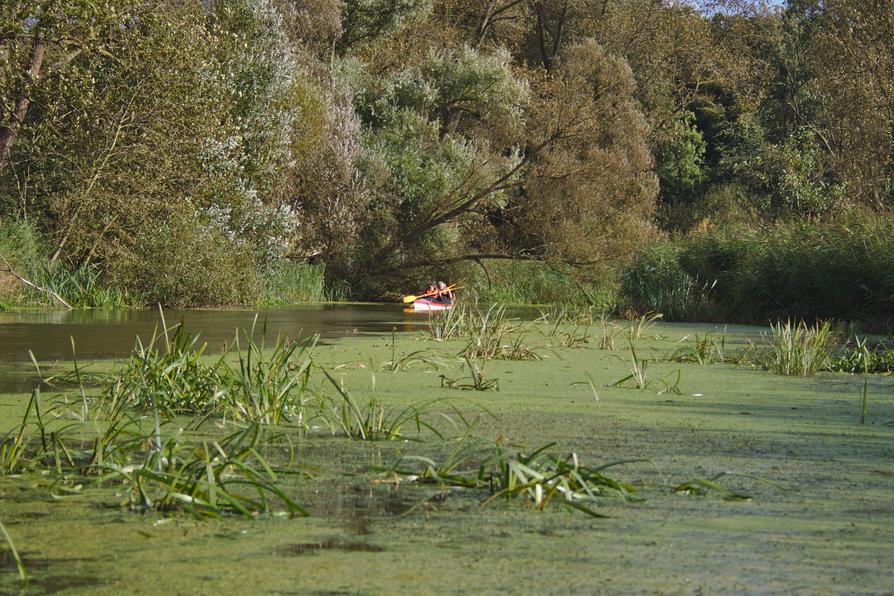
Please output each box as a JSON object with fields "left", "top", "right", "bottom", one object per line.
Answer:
{"left": 828, "top": 339, "right": 894, "bottom": 375}
{"left": 112, "top": 325, "right": 223, "bottom": 414}
{"left": 750, "top": 320, "right": 837, "bottom": 377}
{"left": 113, "top": 218, "right": 261, "bottom": 307}
{"left": 620, "top": 243, "right": 711, "bottom": 321}
{"left": 440, "top": 357, "right": 499, "bottom": 391}
{"left": 621, "top": 214, "right": 894, "bottom": 326}
{"left": 657, "top": 110, "right": 707, "bottom": 204}
{"left": 0, "top": 219, "right": 130, "bottom": 307}
{"left": 262, "top": 261, "right": 330, "bottom": 304}
{"left": 466, "top": 261, "right": 602, "bottom": 306}
{"left": 2, "top": 0, "right": 894, "bottom": 306}
{"left": 339, "top": 0, "right": 432, "bottom": 51}
{"left": 387, "top": 440, "right": 640, "bottom": 517}
{"left": 720, "top": 122, "right": 842, "bottom": 216}
{"left": 106, "top": 424, "right": 306, "bottom": 518}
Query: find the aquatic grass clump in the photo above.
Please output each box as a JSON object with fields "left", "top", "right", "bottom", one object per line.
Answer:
{"left": 451, "top": 304, "right": 542, "bottom": 361}
{"left": 1, "top": 387, "right": 304, "bottom": 519}
{"left": 613, "top": 341, "right": 683, "bottom": 394}
{"left": 428, "top": 305, "right": 466, "bottom": 340}
{"left": 383, "top": 328, "right": 443, "bottom": 371}
{"left": 38, "top": 261, "right": 130, "bottom": 308}
{"left": 0, "top": 391, "right": 39, "bottom": 475}
{"left": 625, "top": 312, "right": 663, "bottom": 340}
{"left": 109, "top": 312, "right": 320, "bottom": 426}
{"left": 111, "top": 323, "right": 223, "bottom": 414}
{"left": 387, "top": 441, "right": 642, "bottom": 518}
{"left": 671, "top": 330, "right": 727, "bottom": 365}
{"left": 319, "top": 369, "right": 470, "bottom": 440}
{"left": 103, "top": 424, "right": 306, "bottom": 518}
{"left": 675, "top": 473, "right": 753, "bottom": 501}
{"left": 612, "top": 342, "right": 650, "bottom": 390}
{"left": 751, "top": 320, "right": 837, "bottom": 376}
{"left": 440, "top": 357, "right": 499, "bottom": 391}
{"left": 828, "top": 337, "right": 894, "bottom": 374}
{"left": 219, "top": 331, "right": 317, "bottom": 426}
{"left": 428, "top": 303, "right": 516, "bottom": 342}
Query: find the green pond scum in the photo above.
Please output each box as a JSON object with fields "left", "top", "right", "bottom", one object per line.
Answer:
{"left": 1, "top": 317, "right": 893, "bottom": 594}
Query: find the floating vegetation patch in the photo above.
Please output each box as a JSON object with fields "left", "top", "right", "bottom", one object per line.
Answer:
{"left": 103, "top": 424, "right": 306, "bottom": 519}
{"left": 675, "top": 473, "right": 753, "bottom": 501}
{"left": 384, "top": 440, "right": 644, "bottom": 518}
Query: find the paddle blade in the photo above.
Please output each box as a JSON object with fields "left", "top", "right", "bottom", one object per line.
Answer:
{"left": 402, "top": 294, "right": 418, "bottom": 304}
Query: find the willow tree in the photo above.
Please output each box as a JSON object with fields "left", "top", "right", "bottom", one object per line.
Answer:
{"left": 0, "top": 0, "right": 136, "bottom": 175}
{"left": 510, "top": 39, "right": 658, "bottom": 267}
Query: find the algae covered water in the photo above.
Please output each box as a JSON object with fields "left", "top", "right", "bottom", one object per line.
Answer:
{"left": 1, "top": 313, "right": 893, "bottom": 593}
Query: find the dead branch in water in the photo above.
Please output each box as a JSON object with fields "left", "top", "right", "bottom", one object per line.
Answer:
{"left": 0, "top": 252, "right": 72, "bottom": 309}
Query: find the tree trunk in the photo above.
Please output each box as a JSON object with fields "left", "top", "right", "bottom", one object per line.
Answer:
{"left": 0, "top": 39, "right": 46, "bottom": 174}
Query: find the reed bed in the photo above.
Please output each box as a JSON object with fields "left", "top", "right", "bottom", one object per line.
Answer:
{"left": 751, "top": 320, "right": 837, "bottom": 376}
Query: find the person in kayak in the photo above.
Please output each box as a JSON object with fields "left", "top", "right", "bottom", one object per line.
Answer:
{"left": 434, "top": 281, "right": 454, "bottom": 303}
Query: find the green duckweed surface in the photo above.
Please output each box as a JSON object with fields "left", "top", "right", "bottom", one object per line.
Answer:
{"left": 1, "top": 321, "right": 893, "bottom": 594}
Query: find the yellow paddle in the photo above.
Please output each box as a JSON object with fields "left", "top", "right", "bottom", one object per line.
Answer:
{"left": 402, "top": 284, "right": 460, "bottom": 303}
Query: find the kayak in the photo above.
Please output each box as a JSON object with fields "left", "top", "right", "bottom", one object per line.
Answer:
{"left": 411, "top": 298, "right": 454, "bottom": 312}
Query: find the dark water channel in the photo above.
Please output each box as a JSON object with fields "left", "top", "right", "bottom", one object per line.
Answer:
{"left": 0, "top": 304, "right": 442, "bottom": 393}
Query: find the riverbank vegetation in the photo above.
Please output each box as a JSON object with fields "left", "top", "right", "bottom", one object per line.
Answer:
{"left": 1, "top": 1, "right": 892, "bottom": 326}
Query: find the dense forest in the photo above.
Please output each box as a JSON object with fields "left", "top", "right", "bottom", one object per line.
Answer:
{"left": 0, "top": 1, "right": 892, "bottom": 323}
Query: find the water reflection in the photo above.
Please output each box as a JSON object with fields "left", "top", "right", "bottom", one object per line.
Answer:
{"left": 0, "top": 304, "right": 431, "bottom": 363}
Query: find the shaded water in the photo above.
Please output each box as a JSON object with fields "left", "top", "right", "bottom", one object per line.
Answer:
{"left": 0, "top": 304, "right": 440, "bottom": 393}
{"left": 0, "top": 304, "right": 430, "bottom": 363}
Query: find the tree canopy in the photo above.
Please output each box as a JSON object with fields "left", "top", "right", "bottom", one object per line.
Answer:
{"left": 1, "top": 0, "right": 891, "bottom": 304}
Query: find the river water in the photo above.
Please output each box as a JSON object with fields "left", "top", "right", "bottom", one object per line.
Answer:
{"left": 0, "top": 304, "right": 451, "bottom": 393}
{"left": 0, "top": 304, "right": 442, "bottom": 362}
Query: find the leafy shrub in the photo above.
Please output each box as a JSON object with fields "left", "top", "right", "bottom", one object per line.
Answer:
{"left": 619, "top": 242, "right": 711, "bottom": 321}
{"left": 112, "top": 218, "right": 262, "bottom": 307}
